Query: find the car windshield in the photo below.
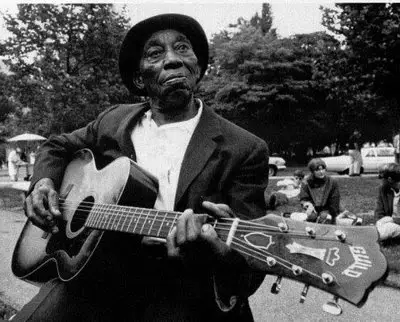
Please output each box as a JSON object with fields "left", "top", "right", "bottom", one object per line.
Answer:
{"left": 377, "top": 149, "right": 394, "bottom": 157}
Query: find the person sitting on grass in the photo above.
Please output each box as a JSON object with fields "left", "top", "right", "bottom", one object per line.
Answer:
{"left": 299, "top": 158, "right": 341, "bottom": 224}
{"left": 375, "top": 162, "right": 400, "bottom": 241}
{"left": 265, "top": 169, "right": 305, "bottom": 210}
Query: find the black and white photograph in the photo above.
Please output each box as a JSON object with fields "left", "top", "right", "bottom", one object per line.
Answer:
{"left": 0, "top": 1, "right": 400, "bottom": 321}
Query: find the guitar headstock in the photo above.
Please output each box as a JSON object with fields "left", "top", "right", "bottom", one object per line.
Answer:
{"left": 230, "top": 214, "right": 387, "bottom": 307}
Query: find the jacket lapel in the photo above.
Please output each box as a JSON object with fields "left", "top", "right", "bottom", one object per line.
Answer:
{"left": 116, "top": 102, "right": 150, "bottom": 161}
{"left": 174, "top": 104, "right": 222, "bottom": 207}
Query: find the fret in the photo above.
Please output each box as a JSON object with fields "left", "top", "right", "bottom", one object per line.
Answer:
{"left": 157, "top": 211, "right": 169, "bottom": 237}
{"left": 96, "top": 204, "right": 108, "bottom": 229}
{"left": 133, "top": 208, "right": 145, "bottom": 233}
{"left": 118, "top": 206, "right": 130, "bottom": 231}
{"left": 103, "top": 204, "right": 114, "bottom": 230}
{"left": 167, "top": 214, "right": 178, "bottom": 235}
{"left": 85, "top": 202, "right": 94, "bottom": 228}
{"left": 126, "top": 206, "right": 137, "bottom": 233}
{"left": 115, "top": 205, "right": 125, "bottom": 231}
{"left": 91, "top": 203, "right": 102, "bottom": 229}
{"left": 147, "top": 210, "right": 158, "bottom": 235}
{"left": 109, "top": 204, "right": 120, "bottom": 231}
{"left": 98, "top": 204, "right": 108, "bottom": 229}
{"left": 139, "top": 209, "right": 151, "bottom": 234}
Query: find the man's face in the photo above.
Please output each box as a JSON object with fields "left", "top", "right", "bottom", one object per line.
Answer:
{"left": 138, "top": 29, "right": 200, "bottom": 104}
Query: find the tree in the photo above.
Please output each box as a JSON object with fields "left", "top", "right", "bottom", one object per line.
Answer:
{"left": 201, "top": 6, "right": 339, "bottom": 157}
{"left": 0, "top": 4, "right": 133, "bottom": 136}
{"left": 321, "top": 3, "right": 400, "bottom": 141}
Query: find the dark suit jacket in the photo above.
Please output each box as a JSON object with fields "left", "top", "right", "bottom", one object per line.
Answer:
{"left": 28, "top": 101, "right": 269, "bottom": 321}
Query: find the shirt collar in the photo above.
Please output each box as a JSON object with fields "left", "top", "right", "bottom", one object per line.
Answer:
{"left": 142, "top": 99, "right": 203, "bottom": 131}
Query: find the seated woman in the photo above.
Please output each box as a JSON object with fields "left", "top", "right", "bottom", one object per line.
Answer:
{"left": 299, "top": 158, "right": 341, "bottom": 224}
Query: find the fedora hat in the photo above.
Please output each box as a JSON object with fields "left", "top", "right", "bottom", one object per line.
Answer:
{"left": 119, "top": 13, "right": 209, "bottom": 96}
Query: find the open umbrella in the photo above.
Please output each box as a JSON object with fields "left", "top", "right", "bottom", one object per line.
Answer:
{"left": 7, "top": 133, "right": 47, "bottom": 142}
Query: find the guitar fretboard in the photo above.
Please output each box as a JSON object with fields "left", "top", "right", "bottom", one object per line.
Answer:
{"left": 85, "top": 203, "right": 184, "bottom": 238}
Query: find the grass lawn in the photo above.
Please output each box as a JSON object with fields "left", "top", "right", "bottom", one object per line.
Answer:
{"left": 0, "top": 173, "right": 399, "bottom": 317}
{"left": 270, "top": 170, "right": 400, "bottom": 289}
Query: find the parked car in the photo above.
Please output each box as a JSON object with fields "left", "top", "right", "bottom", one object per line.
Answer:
{"left": 321, "top": 147, "right": 395, "bottom": 175}
{"left": 269, "top": 156, "right": 287, "bottom": 176}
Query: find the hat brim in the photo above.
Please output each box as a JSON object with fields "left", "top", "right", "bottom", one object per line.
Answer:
{"left": 119, "top": 13, "right": 209, "bottom": 96}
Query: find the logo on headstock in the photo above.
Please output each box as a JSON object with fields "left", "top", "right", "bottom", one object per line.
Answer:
{"left": 342, "top": 246, "right": 372, "bottom": 278}
{"left": 286, "top": 242, "right": 340, "bottom": 266}
{"left": 243, "top": 232, "right": 275, "bottom": 250}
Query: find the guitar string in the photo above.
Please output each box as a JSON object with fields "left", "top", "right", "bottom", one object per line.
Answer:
{"left": 228, "top": 236, "right": 323, "bottom": 280}
{"left": 58, "top": 202, "right": 328, "bottom": 281}
{"left": 57, "top": 200, "right": 344, "bottom": 240}
{"left": 56, "top": 201, "right": 344, "bottom": 242}
{"left": 50, "top": 201, "right": 333, "bottom": 281}
{"left": 57, "top": 198, "right": 330, "bottom": 234}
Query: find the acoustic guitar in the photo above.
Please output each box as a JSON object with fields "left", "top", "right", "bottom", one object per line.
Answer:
{"left": 12, "top": 149, "right": 387, "bottom": 308}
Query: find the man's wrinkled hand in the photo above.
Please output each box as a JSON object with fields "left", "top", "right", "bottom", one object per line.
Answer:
{"left": 24, "top": 178, "right": 61, "bottom": 234}
{"left": 166, "top": 202, "right": 234, "bottom": 264}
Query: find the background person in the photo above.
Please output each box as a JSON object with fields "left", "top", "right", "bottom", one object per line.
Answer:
{"left": 348, "top": 129, "right": 363, "bottom": 176}
{"left": 266, "top": 169, "right": 305, "bottom": 211}
{"left": 375, "top": 162, "right": 400, "bottom": 241}
{"left": 393, "top": 130, "right": 400, "bottom": 163}
{"left": 14, "top": 13, "right": 269, "bottom": 322}
{"left": 299, "top": 158, "right": 341, "bottom": 224}
{"left": 7, "top": 147, "right": 22, "bottom": 181}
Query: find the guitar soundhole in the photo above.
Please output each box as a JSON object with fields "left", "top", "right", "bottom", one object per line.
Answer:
{"left": 70, "top": 196, "right": 94, "bottom": 233}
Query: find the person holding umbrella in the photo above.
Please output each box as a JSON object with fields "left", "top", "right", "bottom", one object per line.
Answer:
{"left": 7, "top": 147, "right": 22, "bottom": 181}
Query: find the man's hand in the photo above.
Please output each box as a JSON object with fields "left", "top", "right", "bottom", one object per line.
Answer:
{"left": 24, "top": 178, "right": 62, "bottom": 234}
{"left": 166, "top": 201, "right": 234, "bottom": 263}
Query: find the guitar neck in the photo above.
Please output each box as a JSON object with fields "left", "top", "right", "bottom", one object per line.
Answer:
{"left": 83, "top": 202, "right": 229, "bottom": 241}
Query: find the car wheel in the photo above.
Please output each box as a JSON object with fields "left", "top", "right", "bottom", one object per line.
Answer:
{"left": 269, "top": 165, "right": 277, "bottom": 176}
{"left": 338, "top": 169, "right": 349, "bottom": 175}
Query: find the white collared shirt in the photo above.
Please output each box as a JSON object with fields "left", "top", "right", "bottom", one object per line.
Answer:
{"left": 131, "top": 100, "right": 203, "bottom": 210}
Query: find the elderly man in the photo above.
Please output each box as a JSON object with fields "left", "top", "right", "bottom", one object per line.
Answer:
{"left": 14, "top": 14, "right": 269, "bottom": 321}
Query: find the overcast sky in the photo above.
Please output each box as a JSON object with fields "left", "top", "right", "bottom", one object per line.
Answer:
{"left": 0, "top": 1, "right": 337, "bottom": 40}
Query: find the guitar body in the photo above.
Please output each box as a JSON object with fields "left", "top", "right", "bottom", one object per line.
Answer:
{"left": 12, "top": 149, "right": 158, "bottom": 283}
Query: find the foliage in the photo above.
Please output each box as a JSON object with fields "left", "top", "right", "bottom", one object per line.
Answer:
{"left": 320, "top": 3, "right": 400, "bottom": 142}
{"left": 201, "top": 12, "right": 340, "bottom": 157}
{"left": 0, "top": 4, "right": 134, "bottom": 137}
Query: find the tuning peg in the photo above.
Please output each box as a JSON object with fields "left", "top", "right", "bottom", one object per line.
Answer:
{"left": 291, "top": 265, "right": 303, "bottom": 276}
{"left": 334, "top": 230, "right": 346, "bottom": 242}
{"left": 322, "top": 296, "right": 342, "bottom": 315}
{"left": 321, "top": 273, "right": 335, "bottom": 285}
{"left": 305, "top": 226, "right": 316, "bottom": 238}
{"left": 266, "top": 256, "right": 277, "bottom": 267}
{"left": 300, "top": 284, "right": 309, "bottom": 303}
{"left": 271, "top": 276, "right": 282, "bottom": 294}
{"left": 278, "top": 222, "right": 288, "bottom": 232}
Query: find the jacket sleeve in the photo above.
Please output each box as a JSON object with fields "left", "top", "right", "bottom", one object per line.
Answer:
{"left": 28, "top": 107, "right": 113, "bottom": 194}
{"left": 224, "top": 139, "right": 269, "bottom": 220}
{"left": 327, "top": 180, "right": 341, "bottom": 218}
{"left": 212, "top": 138, "right": 269, "bottom": 311}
